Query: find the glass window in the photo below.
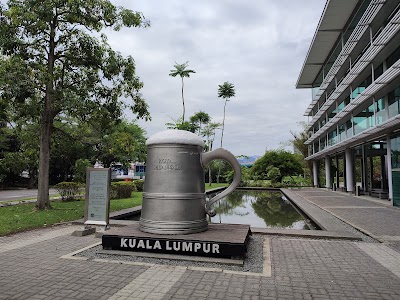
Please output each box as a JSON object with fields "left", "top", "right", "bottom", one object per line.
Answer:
{"left": 354, "top": 103, "right": 374, "bottom": 135}
{"left": 337, "top": 101, "right": 345, "bottom": 113}
{"left": 312, "top": 71, "right": 323, "bottom": 99}
{"left": 375, "top": 98, "right": 386, "bottom": 125}
{"left": 391, "top": 134, "right": 400, "bottom": 169}
{"left": 388, "top": 86, "right": 400, "bottom": 119}
{"left": 387, "top": 45, "right": 400, "bottom": 69}
{"left": 328, "top": 106, "right": 337, "bottom": 122}
{"left": 346, "top": 119, "right": 353, "bottom": 138}
{"left": 374, "top": 63, "right": 383, "bottom": 80}
{"left": 320, "top": 117, "right": 326, "bottom": 128}
{"left": 135, "top": 166, "right": 146, "bottom": 173}
{"left": 353, "top": 114, "right": 364, "bottom": 135}
{"left": 328, "top": 129, "right": 337, "bottom": 146}
{"left": 344, "top": 95, "right": 350, "bottom": 106}
{"left": 320, "top": 136, "right": 326, "bottom": 151}
{"left": 324, "top": 42, "right": 342, "bottom": 79}
{"left": 351, "top": 74, "right": 372, "bottom": 100}
{"left": 313, "top": 142, "right": 319, "bottom": 154}
{"left": 338, "top": 123, "right": 346, "bottom": 142}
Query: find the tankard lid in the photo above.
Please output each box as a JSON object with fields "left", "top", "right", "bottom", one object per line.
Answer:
{"left": 146, "top": 129, "right": 205, "bottom": 147}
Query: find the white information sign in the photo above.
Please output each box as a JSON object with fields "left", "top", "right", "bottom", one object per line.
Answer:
{"left": 84, "top": 168, "right": 111, "bottom": 226}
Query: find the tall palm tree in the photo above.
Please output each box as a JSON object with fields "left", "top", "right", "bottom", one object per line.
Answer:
{"left": 169, "top": 61, "right": 196, "bottom": 122}
{"left": 218, "top": 81, "right": 235, "bottom": 148}
{"left": 217, "top": 81, "right": 235, "bottom": 183}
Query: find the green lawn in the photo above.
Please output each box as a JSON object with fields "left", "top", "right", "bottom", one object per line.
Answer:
{"left": 205, "top": 183, "right": 228, "bottom": 189}
{"left": 0, "top": 192, "right": 142, "bottom": 236}
{"left": 0, "top": 184, "right": 228, "bottom": 236}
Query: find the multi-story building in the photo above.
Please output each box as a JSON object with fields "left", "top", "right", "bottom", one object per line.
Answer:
{"left": 296, "top": 0, "right": 400, "bottom": 206}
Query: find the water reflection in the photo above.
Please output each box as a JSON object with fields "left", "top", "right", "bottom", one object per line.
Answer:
{"left": 210, "top": 190, "right": 309, "bottom": 230}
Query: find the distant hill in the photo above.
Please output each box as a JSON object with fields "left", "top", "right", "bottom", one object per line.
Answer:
{"left": 237, "top": 155, "right": 261, "bottom": 166}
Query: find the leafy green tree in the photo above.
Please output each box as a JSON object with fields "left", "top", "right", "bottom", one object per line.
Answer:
{"left": 0, "top": 122, "right": 39, "bottom": 188}
{"left": 0, "top": 0, "right": 151, "bottom": 209}
{"left": 201, "top": 122, "right": 220, "bottom": 151}
{"left": 251, "top": 150, "right": 303, "bottom": 182}
{"left": 267, "top": 167, "right": 281, "bottom": 184}
{"left": 169, "top": 61, "right": 196, "bottom": 122}
{"left": 225, "top": 165, "right": 250, "bottom": 185}
{"left": 96, "top": 120, "right": 147, "bottom": 168}
{"left": 289, "top": 121, "right": 312, "bottom": 178}
{"left": 165, "top": 117, "right": 198, "bottom": 133}
{"left": 201, "top": 122, "right": 221, "bottom": 185}
{"left": 73, "top": 159, "right": 92, "bottom": 183}
{"left": 217, "top": 81, "right": 235, "bottom": 183}
{"left": 190, "top": 111, "right": 210, "bottom": 136}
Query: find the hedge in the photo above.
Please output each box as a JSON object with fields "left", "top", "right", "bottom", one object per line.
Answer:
{"left": 110, "top": 181, "right": 137, "bottom": 199}
{"left": 54, "top": 182, "right": 84, "bottom": 201}
{"left": 133, "top": 180, "right": 145, "bottom": 192}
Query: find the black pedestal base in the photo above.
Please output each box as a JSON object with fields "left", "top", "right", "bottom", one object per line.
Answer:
{"left": 102, "top": 223, "right": 251, "bottom": 258}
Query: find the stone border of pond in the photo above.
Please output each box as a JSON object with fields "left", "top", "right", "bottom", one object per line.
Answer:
{"left": 103, "top": 187, "right": 370, "bottom": 242}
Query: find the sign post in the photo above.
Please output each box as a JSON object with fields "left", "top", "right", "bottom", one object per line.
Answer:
{"left": 85, "top": 168, "right": 111, "bottom": 226}
{"left": 72, "top": 167, "right": 111, "bottom": 237}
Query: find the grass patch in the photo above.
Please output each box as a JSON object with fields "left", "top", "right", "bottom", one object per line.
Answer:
{"left": 0, "top": 184, "right": 226, "bottom": 236}
{"left": 205, "top": 183, "right": 228, "bottom": 190}
{"left": 0, "top": 192, "right": 142, "bottom": 236}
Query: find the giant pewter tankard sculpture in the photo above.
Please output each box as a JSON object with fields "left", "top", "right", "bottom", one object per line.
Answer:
{"left": 139, "top": 129, "right": 241, "bottom": 235}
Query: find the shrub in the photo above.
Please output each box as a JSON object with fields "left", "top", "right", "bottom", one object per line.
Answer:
{"left": 111, "top": 181, "right": 136, "bottom": 199}
{"left": 267, "top": 167, "right": 281, "bottom": 184}
{"left": 282, "top": 177, "right": 296, "bottom": 186}
{"left": 55, "top": 182, "right": 84, "bottom": 201}
{"left": 242, "top": 180, "right": 272, "bottom": 187}
{"left": 133, "top": 180, "right": 145, "bottom": 192}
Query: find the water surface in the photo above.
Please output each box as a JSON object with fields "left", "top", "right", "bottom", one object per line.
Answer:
{"left": 210, "top": 190, "right": 312, "bottom": 230}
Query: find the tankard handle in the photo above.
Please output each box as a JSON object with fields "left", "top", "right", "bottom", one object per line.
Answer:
{"left": 201, "top": 148, "right": 241, "bottom": 217}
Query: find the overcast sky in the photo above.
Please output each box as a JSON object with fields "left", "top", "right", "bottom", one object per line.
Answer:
{"left": 105, "top": 0, "right": 326, "bottom": 156}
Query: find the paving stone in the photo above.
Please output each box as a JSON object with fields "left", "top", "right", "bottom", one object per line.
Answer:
{"left": 2, "top": 190, "right": 400, "bottom": 300}
{"left": 288, "top": 188, "right": 400, "bottom": 240}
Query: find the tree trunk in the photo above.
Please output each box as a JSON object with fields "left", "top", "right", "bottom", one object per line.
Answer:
{"left": 207, "top": 140, "right": 213, "bottom": 186}
{"left": 217, "top": 99, "right": 228, "bottom": 183}
{"left": 220, "top": 99, "right": 227, "bottom": 148}
{"left": 36, "top": 111, "right": 52, "bottom": 209}
{"left": 208, "top": 166, "right": 212, "bottom": 186}
{"left": 36, "top": 17, "right": 56, "bottom": 210}
{"left": 181, "top": 77, "right": 185, "bottom": 122}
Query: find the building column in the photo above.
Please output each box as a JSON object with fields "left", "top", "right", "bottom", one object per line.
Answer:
{"left": 325, "top": 156, "right": 332, "bottom": 189}
{"left": 387, "top": 135, "right": 393, "bottom": 203}
{"left": 313, "top": 160, "right": 319, "bottom": 187}
{"left": 335, "top": 155, "right": 340, "bottom": 187}
{"left": 345, "top": 148, "right": 354, "bottom": 193}
{"left": 361, "top": 145, "right": 368, "bottom": 192}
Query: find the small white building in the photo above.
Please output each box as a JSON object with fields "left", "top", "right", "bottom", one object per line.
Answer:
{"left": 111, "top": 162, "right": 146, "bottom": 180}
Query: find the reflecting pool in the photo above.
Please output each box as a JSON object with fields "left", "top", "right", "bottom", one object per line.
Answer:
{"left": 210, "top": 190, "right": 314, "bottom": 230}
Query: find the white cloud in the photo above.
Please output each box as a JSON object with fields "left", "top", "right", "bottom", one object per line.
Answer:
{"left": 109, "top": 0, "right": 324, "bottom": 155}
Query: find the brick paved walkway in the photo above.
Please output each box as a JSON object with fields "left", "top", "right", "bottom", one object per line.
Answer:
{"left": 1, "top": 188, "right": 400, "bottom": 299}
{"left": 288, "top": 188, "right": 400, "bottom": 242}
